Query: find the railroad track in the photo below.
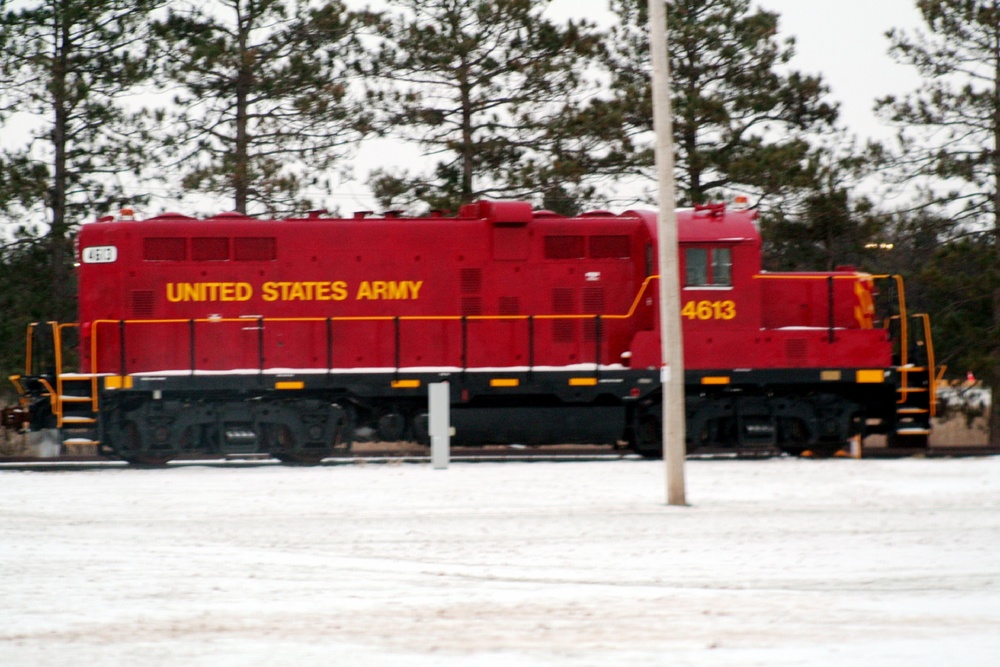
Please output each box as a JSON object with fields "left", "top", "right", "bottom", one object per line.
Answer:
{"left": 2, "top": 443, "right": 998, "bottom": 471}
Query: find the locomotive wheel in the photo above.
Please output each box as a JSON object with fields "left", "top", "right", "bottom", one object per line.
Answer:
{"left": 411, "top": 411, "right": 430, "bottom": 446}
{"left": 633, "top": 415, "right": 663, "bottom": 459}
{"left": 262, "top": 424, "right": 321, "bottom": 464}
{"left": 264, "top": 412, "right": 345, "bottom": 465}
{"left": 119, "top": 421, "right": 173, "bottom": 465}
{"left": 376, "top": 411, "right": 407, "bottom": 442}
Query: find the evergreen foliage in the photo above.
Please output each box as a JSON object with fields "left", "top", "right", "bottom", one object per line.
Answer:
{"left": 365, "top": 0, "right": 604, "bottom": 215}
{"left": 877, "top": 0, "right": 1000, "bottom": 440}
{"left": 597, "top": 0, "right": 838, "bottom": 206}
{"left": 151, "top": 0, "right": 377, "bottom": 216}
{"left": 0, "top": 235, "right": 55, "bottom": 399}
{"left": 761, "top": 188, "right": 887, "bottom": 272}
{"left": 0, "top": 0, "right": 161, "bottom": 384}
{"left": 0, "top": 0, "right": 160, "bottom": 303}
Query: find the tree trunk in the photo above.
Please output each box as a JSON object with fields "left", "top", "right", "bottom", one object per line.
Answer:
{"left": 49, "top": 10, "right": 72, "bottom": 323}
{"left": 459, "top": 63, "right": 474, "bottom": 204}
{"left": 990, "top": 41, "right": 1000, "bottom": 446}
{"left": 233, "top": 10, "right": 252, "bottom": 214}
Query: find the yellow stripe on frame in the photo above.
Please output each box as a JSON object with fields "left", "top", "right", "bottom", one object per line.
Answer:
{"left": 856, "top": 370, "right": 885, "bottom": 384}
{"left": 391, "top": 379, "right": 421, "bottom": 389}
{"left": 275, "top": 381, "right": 304, "bottom": 390}
{"left": 820, "top": 370, "right": 842, "bottom": 381}
{"left": 701, "top": 376, "right": 730, "bottom": 385}
{"left": 490, "top": 378, "right": 519, "bottom": 387}
{"left": 568, "top": 377, "right": 598, "bottom": 387}
{"left": 104, "top": 375, "right": 133, "bottom": 389}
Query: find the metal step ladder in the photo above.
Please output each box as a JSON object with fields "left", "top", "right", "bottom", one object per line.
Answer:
{"left": 891, "top": 314, "right": 941, "bottom": 446}
{"left": 55, "top": 374, "right": 101, "bottom": 454}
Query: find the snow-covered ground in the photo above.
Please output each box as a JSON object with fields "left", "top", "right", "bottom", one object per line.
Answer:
{"left": 2, "top": 456, "right": 998, "bottom": 666}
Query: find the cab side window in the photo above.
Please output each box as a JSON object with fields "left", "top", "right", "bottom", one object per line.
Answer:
{"left": 713, "top": 247, "right": 732, "bottom": 286}
{"left": 684, "top": 247, "right": 731, "bottom": 287}
{"left": 685, "top": 248, "right": 708, "bottom": 286}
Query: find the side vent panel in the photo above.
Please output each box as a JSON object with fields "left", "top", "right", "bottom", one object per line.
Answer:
{"left": 131, "top": 290, "right": 155, "bottom": 318}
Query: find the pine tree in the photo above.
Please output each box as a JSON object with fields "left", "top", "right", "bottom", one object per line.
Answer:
{"left": 0, "top": 0, "right": 160, "bottom": 328}
{"left": 152, "top": 0, "right": 376, "bottom": 216}
{"left": 0, "top": 235, "right": 56, "bottom": 387}
{"left": 757, "top": 142, "right": 892, "bottom": 272}
{"left": 598, "top": 0, "right": 838, "bottom": 206}
{"left": 761, "top": 188, "right": 886, "bottom": 272}
{"left": 366, "top": 0, "right": 604, "bottom": 214}
{"left": 876, "top": 0, "right": 1000, "bottom": 442}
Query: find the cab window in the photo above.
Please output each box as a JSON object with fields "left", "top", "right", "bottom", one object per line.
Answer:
{"left": 685, "top": 247, "right": 731, "bottom": 287}
{"left": 713, "top": 247, "right": 732, "bottom": 285}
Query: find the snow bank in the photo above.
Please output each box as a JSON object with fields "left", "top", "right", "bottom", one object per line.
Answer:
{"left": 1, "top": 457, "right": 998, "bottom": 666}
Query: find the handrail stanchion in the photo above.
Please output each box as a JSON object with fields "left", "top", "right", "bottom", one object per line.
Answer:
{"left": 258, "top": 316, "right": 265, "bottom": 375}
{"left": 461, "top": 316, "right": 468, "bottom": 378}
{"left": 394, "top": 315, "right": 401, "bottom": 377}
{"left": 189, "top": 319, "right": 196, "bottom": 375}
{"left": 827, "top": 276, "right": 835, "bottom": 343}
{"left": 119, "top": 320, "right": 127, "bottom": 377}
{"left": 528, "top": 315, "right": 534, "bottom": 383}
{"left": 326, "top": 317, "right": 333, "bottom": 375}
{"left": 595, "top": 315, "right": 602, "bottom": 374}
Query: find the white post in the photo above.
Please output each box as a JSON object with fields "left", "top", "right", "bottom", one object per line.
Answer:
{"left": 429, "top": 381, "right": 450, "bottom": 469}
{"left": 648, "top": 0, "right": 687, "bottom": 505}
{"left": 849, "top": 434, "right": 862, "bottom": 459}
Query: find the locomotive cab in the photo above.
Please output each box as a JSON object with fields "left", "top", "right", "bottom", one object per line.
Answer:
{"left": 677, "top": 203, "right": 762, "bottom": 368}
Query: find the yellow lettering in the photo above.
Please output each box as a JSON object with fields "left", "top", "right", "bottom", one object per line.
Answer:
{"left": 681, "top": 299, "right": 738, "bottom": 320}
{"left": 354, "top": 279, "right": 423, "bottom": 300}
{"left": 168, "top": 280, "right": 361, "bottom": 303}
{"left": 167, "top": 282, "right": 256, "bottom": 303}
{"left": 386, "top": 281, "right": 407, "bottom": 299}
{"left": 331, "top": 281, "right": 347, "bottom": 301}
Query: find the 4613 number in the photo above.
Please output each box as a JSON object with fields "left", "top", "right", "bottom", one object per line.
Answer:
{"left": 681, "top": 299, "right": 736, "bottom": 321}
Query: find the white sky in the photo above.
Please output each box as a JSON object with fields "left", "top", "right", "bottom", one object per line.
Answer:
{"left": 545, "top": 0, "right": 925, "bottom": 144}
{"left": 0, "top": 0, "right": 929, "bottom": 216}
{"left": 749, "top": 0, "right": 924, "bottom": 142}
{"left": 348, "top": 0, "right": 929, "bottom": 213}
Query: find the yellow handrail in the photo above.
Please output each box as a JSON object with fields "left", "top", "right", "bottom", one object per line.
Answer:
{"left": 24, "top": 323, "right": 36, "bottom": 376}
{"left": 9, "top": 375, "right": 24, "bottom": 398}
{"left": 915, "top": 313, "right": 939, "bottom": 417}
{"left": 86, "top": 279, "right": 662, "bottom": 377}
{"left": 35, "top": 376, "right": 58, "bottom": 424}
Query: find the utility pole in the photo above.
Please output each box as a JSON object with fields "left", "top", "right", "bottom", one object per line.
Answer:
{"left": 647, "top": 0, "right": 687, "bottom": 506}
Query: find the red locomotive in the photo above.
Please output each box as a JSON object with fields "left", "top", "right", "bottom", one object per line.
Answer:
{"left": 6, "top": 200, "right": 938, "bottom": 462}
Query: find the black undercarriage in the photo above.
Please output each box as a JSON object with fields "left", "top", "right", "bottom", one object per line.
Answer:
{"left": 12, "top": 366, "right": 906, "bottom": 463}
